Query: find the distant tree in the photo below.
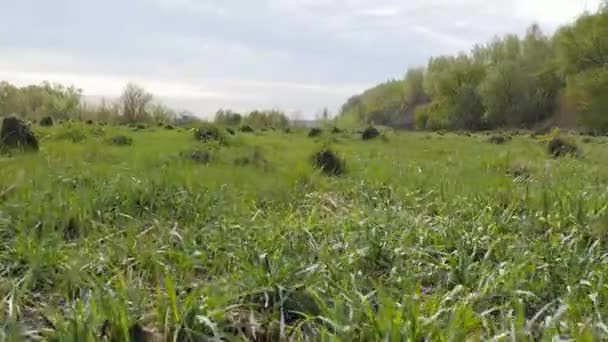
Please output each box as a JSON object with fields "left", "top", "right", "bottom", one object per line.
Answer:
{"left": 120, "top": 83, "right": 153, "bottom": 123}
{"left": 214, "top": 109, "right": 243, "bottom": 126}
{"left": 150, "top": 102, "right": 176, "bottom": 123}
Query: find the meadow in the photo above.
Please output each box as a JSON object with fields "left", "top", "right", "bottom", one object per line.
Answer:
{"left": 1, "top": 122, "right": 608, "bottom": 341}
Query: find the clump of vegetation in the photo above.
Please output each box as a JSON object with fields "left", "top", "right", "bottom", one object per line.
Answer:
{"left": 194, "top": 124, "right": 227, "bottom": 144}
{"left": 181, "top": 149, "right": 212, "bottom": 164}
{"left": 362, "top": 126, "right": 380, "bottom": 140}
{"left": 85, "top": 119, "right": 94, "bottom": 125}
{"left": 0, "top": 117, "right": 39, "bottom": 151}
{"left": 54, "top": 128, "right": 88, "bottom": 143}
{"left": 284, "top": 127, "right": 292, "bottom": 134}
{"left": 311, "top": 148, "right": 345, "bottom": 176}
{"left": 240, "top": 125, "right": 254, "bottom": 133}
{"left": 487, "top": 135, "right": 510, "bottom": 144}
{"left": 234, "top": 148, "right": 270, "bottom": 170}
{"left": 39, "top": 116, "right": 54, "bottom": 127}
{"left": 581, "top": 137, "right": 594, "bottom": 144}
{"left": 226, "top": 127, "right": 235, "bottom": 135}
{"left": 164, "top": 124, "right": 174, "bottom": 130}
{"left": 135, "top": 124, "right": 147, "bottom": 130}
{"left": 107, "top": 135, "right": 133, "bottom": 146}
{"left": 90, "top": 127, "right": 106, "bottom": 137}
{"left": 331, "top": 127, "right": 342, "bottom": 134}
{"left": 308, "top": 128, "right": 323, "bottom": 137}
{"left": 548, "top": 137, "right": 579, "bottom": 158}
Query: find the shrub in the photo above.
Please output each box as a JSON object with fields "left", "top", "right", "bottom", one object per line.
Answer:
{"left": 136, "top": 124, "right": 147, "bottom": 130}
{"left": 487, "top": 135, "right": 510, "bottom": 144}
{"left": 108, "top": 135, "right": 133, "bottom": 146}
{"left": 40, "top": 116, "right": 54, "bottom": 127}
{"left": 308, "top": 128, "right": 323, "bottom": 137}
{"left": 0, "top": 117, "right": 39, "bottom": 151}
{"left": 284, "top": 127, "right": 292, "bottom": 134}
{"left": 240, "top": 125, "right": 254, "bottom": 133}
{"left": 312, "top": 148, "right": 345, "bottom": 176}
{"left": 194, "top": 124, "right": 227, "bottom": 144}
{"left": 226, "top": 127, "right": 235, "bottom": 135}
{"left": 548, "top": 137, "right": 579, "bottom": 158}
{"left": 331, "top": 127, "right": 342, "bottom": 134}
{"left": 164, "top": 124, "right": 175, "bottom": 130}
{"left": 362, "top": 126, "right": 380, "bottom": 140}
{"left": 86, "top": 120, "right": 94, "bottom": 125}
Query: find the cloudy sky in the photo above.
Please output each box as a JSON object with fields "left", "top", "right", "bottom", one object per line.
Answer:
{"left": 0, "top": 0, "right": 602, "bottom": 118}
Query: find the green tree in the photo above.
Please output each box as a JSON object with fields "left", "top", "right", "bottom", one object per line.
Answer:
{"left": 120, "top": 83, "right": 153, "bottom": 123}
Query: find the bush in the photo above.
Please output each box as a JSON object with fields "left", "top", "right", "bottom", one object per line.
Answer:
{"left": 487, "top": 135, "right": 510, "bottom": 144}
{"left": 136, "top": 124, "right": 147, "bottom": 130}
{"left": 312, "top": 148, "right": 345, "bottom": 176}
{"left": 164, "top": 124, "right": 175, "bottom": 130}
{"left": 194, "top": 124, "right": 227, "bottom": 144}
{"left": 362, "top": 126, "right": 380, "bottom": 140}
{"left": 0, "top": 117, "right": 39, "bottom": 151}
{"left": 548, "top": 137, "right": 579, "bottom": 158}
{"left": 308, "top": 128, "right": 323, "bottom": 137}
{"left": 226, "top": 127, "right": 235, "bottom": 135}
{"left": 284, "top": 127, "right": 292, "bottom": 134}
{"left": 86, "top": 120, "right": 94, "bottom": 125}
{"left": 240, "top": 125, "right": 254, "bottom": 133}
{"left": 331, "top": 127, "right": 342, "bottom": 134}
{"left": 108, "top": 135, "right": 133, "bottom": 146}
{"left": 40, "top": 116, "right": 54, "bottom": 127}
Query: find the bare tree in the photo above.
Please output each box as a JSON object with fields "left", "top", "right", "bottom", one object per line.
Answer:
{"left": 120, "top": 83, "right": 153, "bottom": 123}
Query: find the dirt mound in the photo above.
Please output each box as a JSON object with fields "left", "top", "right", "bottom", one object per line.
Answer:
{"left": 108, "top": 135, "right": 133, "bottom": 146}
{"left": 0, "top": 117, "right": 39, "bottom": 150}
{"left": 39, "top": 116, "right": 54, "bottom": 127}
{"left": 194, "top": 124, "right": 227, "bottom": 143}
{"left": 548, "top": 137, "right": 579, "bottom": 158}
{"left": 362, "top": 126, "right": 380, "bottom": 140}
{"left": 312, "top": 148, "right": 345, "bottom": 176}
{"left": 240, "top": 125, "right": 254, "bottom": 133}
{"left": 487, "top": 135, "right": 510, "bottom": 144}
{"left": 308, "top": 128, "right": 323, "bottom": 137}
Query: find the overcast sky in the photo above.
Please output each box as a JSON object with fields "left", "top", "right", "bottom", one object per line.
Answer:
{"left": 0, "top": 0, "right": 602, "bottom": 118}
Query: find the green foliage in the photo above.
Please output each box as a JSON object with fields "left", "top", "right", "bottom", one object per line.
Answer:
{"left": 2, "top": 127, "right": 608, "bottom": 340}
{"left": 243, "top": 109, "right": 289, "bottom": 129}
{"left": 0, "top": 81, "right": 81, "bottom": 120}
{"left": 565, "top": 67, "right": 608, "bottom": 131}
{"left": 341, "top": 9, "right": 606, "bottom": 132}
{"left": 214, "top": 109, "right": 242, "bottom": 126}
{"left": 194, "top": 124, "right": 228, "bottom": 144}
{"left": 340, "top": 80, "right": 411, "bottom": 126}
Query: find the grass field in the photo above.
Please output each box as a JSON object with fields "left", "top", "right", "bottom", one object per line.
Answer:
{"left": 1, "top": 123, "right": 608, "bottom": 341}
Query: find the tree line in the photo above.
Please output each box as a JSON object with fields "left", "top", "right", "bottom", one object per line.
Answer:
{"left": 0, "top": 81, "right": 292, "bottom": 128}
{"left": 339, "top": 4, "right": 608, "bottom": 132}
{"left": 0, "top": 82, "right": 181, "bottom": 124}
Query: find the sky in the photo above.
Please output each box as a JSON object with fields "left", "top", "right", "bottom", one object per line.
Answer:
{"left": 0, "top": 0, "right": 602, "bottom": 119}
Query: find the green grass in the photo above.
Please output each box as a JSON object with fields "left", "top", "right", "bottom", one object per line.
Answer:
{"left": 2, "top": 124, "right": 608, "bottom": 340}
